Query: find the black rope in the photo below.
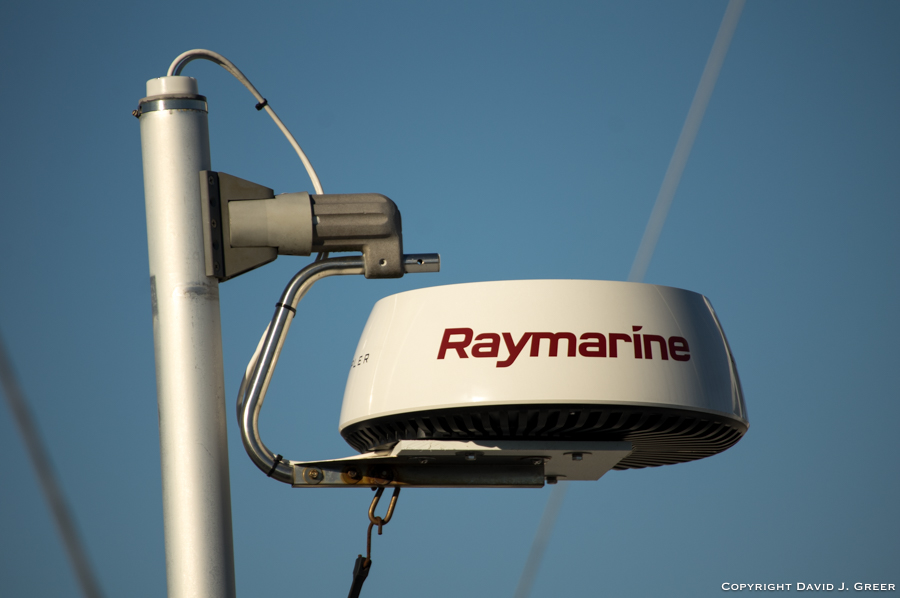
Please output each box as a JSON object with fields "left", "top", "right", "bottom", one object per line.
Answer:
{"left": 347, "top": 555, "right": 371, "bottom": 598}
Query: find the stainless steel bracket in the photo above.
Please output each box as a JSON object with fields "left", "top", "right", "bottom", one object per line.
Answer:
{"left": 237, "top": 254, "right": 441, "bottom": 485}
{"left": 289, "top": 440, "right": 634, "bottom": 488}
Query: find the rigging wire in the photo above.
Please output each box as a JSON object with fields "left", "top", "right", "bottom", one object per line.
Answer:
{"left": 513, "top": 1, "right": 746, "bottom": 596}
{"left": 512, "top": 482, "right": 569, "bottom": 598}
{"left": 628, "top": 0, "right": 745, "bottom": 282}
{"left": 0, "top": 329, "right": 106, "bottom": 598}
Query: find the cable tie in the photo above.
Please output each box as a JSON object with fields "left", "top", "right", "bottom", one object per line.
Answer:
{"left": 255, "top": 98, "right": 268, "bottom": 111}
{"left": 276, "top": 302, "right": 296, "bottom": 314}
{"left": 266, "top": 454, "right": 284, "bottom": 477}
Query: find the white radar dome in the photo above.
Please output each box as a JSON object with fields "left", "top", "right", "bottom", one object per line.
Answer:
{"left": 340, "top": 280, "right": 748, "bottom": 469}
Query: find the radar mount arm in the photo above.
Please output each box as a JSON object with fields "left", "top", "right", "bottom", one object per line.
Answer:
{"left": 237, "top": 254, "right": 440, "bottom": 484}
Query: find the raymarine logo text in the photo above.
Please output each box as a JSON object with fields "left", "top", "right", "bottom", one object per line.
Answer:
{"left": 437, "top": 327, "right": 690, "bottom": 368}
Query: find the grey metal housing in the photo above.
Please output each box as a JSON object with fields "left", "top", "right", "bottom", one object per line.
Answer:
{"left": 200, "top": 170, "right": 406, "bottom": 281}
{"left": 310, "top": 193, "right": 404, "bottom": 278}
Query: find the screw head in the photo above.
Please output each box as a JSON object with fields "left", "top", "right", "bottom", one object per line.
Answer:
{"left": 572, "top": 453, "right": 584, "bottom": 461}
{"left": 532, "top": 458, "right": 543, "bottom": 465}
{"left": 308, "top": 469, "right": 320, "bottom": 480}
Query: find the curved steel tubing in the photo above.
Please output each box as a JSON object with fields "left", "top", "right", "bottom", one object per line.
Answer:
{"left": 237, "top": 253, "right": 440, "bottom": 484}
{"left": 238, "top": 256, "right": 365, "bottom": 484}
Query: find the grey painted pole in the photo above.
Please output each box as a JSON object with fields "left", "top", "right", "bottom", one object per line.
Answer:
{"left": 138, "top": 76, "right": 237, "bottom": 598}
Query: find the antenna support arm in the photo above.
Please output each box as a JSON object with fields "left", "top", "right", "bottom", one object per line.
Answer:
{"left": 238, "top": 254, "right": 441, "bottom": 484}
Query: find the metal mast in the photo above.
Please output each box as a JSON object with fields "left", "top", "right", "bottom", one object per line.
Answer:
{"left": 137, "top": 75, "right": 236, "bottom": 598}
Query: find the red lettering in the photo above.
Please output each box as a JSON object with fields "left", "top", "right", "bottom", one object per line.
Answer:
{"left": 530, "top": 332, "right": 577, "bottom": 357}
{"left": 578, "top": 333, "right": 606, "bottom": 357}
{"left": 668, "top": 336, "right": 690, "bottom": 361}
{"left": 497, "top": 333, "right": 532, "bottom": 368}
{"left": 643, "top": 334, "right": 668, "bottom": 360}
{"left": 438, "top": 328, "right": 691, "bottom": 364}
{"left": 472, "top": 333, "right": 500, "bottom": 358}
{"left": 609, "top": 333, "right": 632, "bottom": 358}
{"left": 437, "top": 328, "right": 473, "bottom": 359}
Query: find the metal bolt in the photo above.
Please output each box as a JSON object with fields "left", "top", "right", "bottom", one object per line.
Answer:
{"left": 572, "top": 453, "right": 583, "bottom": 461}
{"left": 346, "top": 468, "right": 360, "bottom": 480}
{"left": 532, "top": 458, "right": 543, "bottom": 465}
{"left": 465, "top": 453, "right": 476, "bottom": 461}
{"left": 418, "top": 458, "right": 429, "bottom": 464}
{"left": 308, "top": 469, "right": 320, "bottom": 480}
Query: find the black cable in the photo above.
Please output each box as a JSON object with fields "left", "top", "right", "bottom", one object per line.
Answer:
{"left": 347, "top": 555, "right": 372, "bottom": 598}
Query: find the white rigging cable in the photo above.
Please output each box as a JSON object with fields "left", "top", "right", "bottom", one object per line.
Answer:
{"left": 168, "top": 49, "right": 325, "bottom": 196}
{"left": 513, "top": 2, "right": 746, "bottom": 596}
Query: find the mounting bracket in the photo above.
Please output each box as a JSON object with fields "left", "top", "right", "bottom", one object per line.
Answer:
{"left": 200, "top": 170, "right": 407, "bottom": 281}
{"left": 290, "top": 440, "right": 634, "bottom": 488}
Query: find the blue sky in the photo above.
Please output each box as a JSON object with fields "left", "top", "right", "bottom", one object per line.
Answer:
{"left": 1, "top": 1, "right": 898, "bottom": 596}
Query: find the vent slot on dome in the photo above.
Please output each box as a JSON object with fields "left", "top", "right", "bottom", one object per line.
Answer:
{"left": 342, "top": 404, "right": 747, "bottom": 470}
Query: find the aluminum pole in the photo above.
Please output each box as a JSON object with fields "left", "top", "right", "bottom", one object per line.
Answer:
{"left": 138, "top": 76, "right": 236, "bottom": 598}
